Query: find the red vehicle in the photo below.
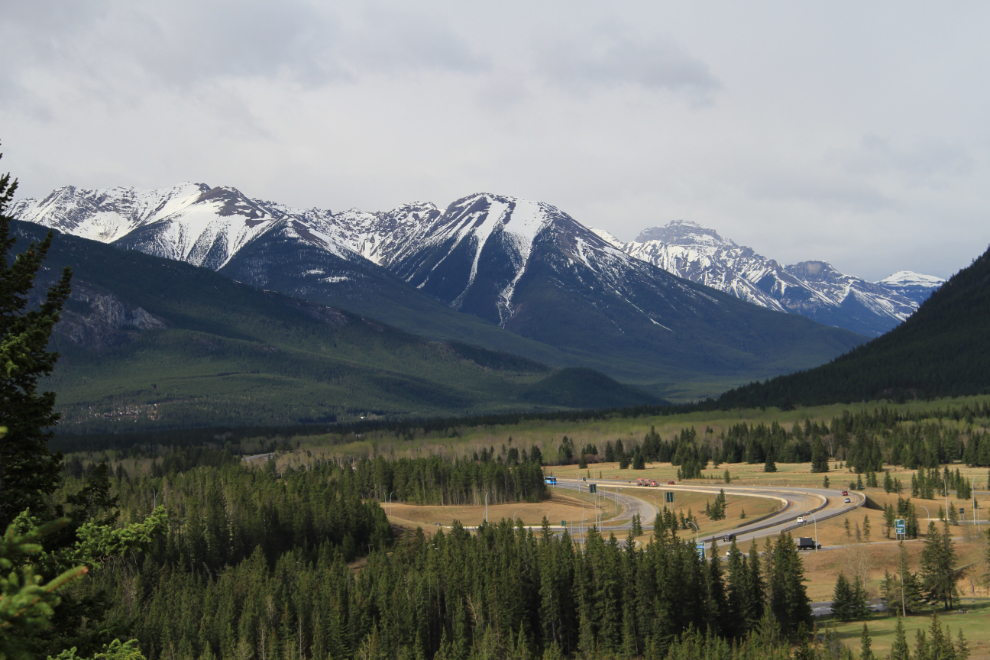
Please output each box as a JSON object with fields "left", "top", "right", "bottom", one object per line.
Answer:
{"left": 636, "top": 478, "right": 647, "bottom": 486}
{"left": 668, "top": 481, "right": 676, "bottom": 485}
{"left": 649, "top": 479, "right": 658, "bottom": 487}
{"left": 841, "top": 490, "right": 848, "bottom": 496}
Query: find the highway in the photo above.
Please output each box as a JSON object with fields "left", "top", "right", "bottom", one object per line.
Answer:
{"left": 549, "top": 477, "right": 866, "bottom": 551}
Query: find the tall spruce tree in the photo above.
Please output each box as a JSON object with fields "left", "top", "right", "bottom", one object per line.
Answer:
{"left": 768, "top": 533, "right": 812, "bottom": 637}
{"left": 811, "top": 438, "right": 829, "bottom": 473}
{"left": 919, "top": 522, "right": 959, "bottom": 610}
{"left": 0, "top": 147, "right": 72, "bottom": 531}
{"left": 891, "top": 618, "right": 911, "bottom": 660}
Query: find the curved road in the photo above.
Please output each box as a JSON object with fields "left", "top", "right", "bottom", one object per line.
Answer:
{"left": 549, "top": 478, "right": 866, "bottom": 551}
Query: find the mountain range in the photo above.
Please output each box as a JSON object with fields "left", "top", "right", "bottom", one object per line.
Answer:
{"left": 593, "top": 220, "right": 943, "bottom": 337}
{"left": 11, "top": 220, "right": 660, "bottom": 433}
{"left": 14, "top": 183, "right": 868, "bottom": 399}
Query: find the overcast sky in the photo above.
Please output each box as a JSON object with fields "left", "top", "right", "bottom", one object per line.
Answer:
{"left": 2, "top": 2, "right": 988, "bottom": 280}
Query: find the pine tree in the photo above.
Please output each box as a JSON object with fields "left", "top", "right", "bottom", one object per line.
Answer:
{"left": 862, "top": 515, "right": 871, "bottom": 543}
{"left": 832, "top": 572, "right": 853, "bottom": 621}
{"left": 860, "top": 624, "right": 874, "bottom": 660}
{"left": 955, "top": 629, "right": 969, "bottom": 660}
{"left": 891, "top": 618, "right": 911, "bottom": 660}
{"left": 919, "top": 522, "right": 959, "bottom": 610}
{"left": 768, "top": 533, "right": 812, "bottom": 636}
{"left": 763, "top": 452, "right": 777, "bottom": 473}
{"left": 0, "top": 148, "right": 73, "bottom": 530}
{"left": 851, "top": 575, "right": 868, "bottom": 620}
{"left": 811, "top": 438, "right": 829, "bottom": 473}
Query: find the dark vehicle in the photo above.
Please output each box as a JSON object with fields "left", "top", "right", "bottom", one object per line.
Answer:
{"left": 723, "top": 534, "right": 736, "bottom": 542}
{"left": 796, "top": 537, "right": 821, "bottom": 550}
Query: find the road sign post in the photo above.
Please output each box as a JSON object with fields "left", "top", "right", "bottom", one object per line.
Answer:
{"left": 895, "top": 518, "right": 905, "bottom": 540}
{"left": 664, "top": 492, "right": 674, "bottom": 503}
{"left": 589, "top": 484, "right": 597, "bottom": 494}
{"left": 696, "top": 542, "right": 705, "bottom": 559}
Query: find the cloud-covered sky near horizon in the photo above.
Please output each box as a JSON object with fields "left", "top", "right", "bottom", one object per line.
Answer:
{"left": 2, "top": 1, "right": 988, "bottom": 281}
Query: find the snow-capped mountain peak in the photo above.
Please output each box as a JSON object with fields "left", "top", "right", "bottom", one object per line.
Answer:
{"left": 879, "top": 271, "right": 945, "bottom": 287}
{"left": 609, "top": 219, "right": 944, "bottom": 336}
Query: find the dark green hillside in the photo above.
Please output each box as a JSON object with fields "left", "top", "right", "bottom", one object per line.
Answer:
{"left": 520, "top": 367, "right": 661, "bottom": 408}
{"left": 12, "top": 222, "right": 655, "bottom": 432}
{"left": 718, "top": 244, "right": 990, "bottom": 408}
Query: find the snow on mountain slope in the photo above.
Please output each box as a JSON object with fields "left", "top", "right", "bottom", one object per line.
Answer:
{"left": 878, "top": 270, "right": 946, "bottom": 306}
{"left": 10, "top": 182, "right": 209, "bottom": 243}
{"left": 604, "top": 220, "right": 943, "bottom": 336}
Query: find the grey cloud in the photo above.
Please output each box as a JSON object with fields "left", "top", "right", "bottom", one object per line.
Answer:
{"left": 838, "top": 134, "right": 975, "bottom": 188}
{"left": 750, "top": 176, "right": 895, "bottom": 214}
{"left": 0, "top": 1, "right": 488, "bottom": 99}
{"left": 535, "top": 23, "right": 720, "bottom": 101}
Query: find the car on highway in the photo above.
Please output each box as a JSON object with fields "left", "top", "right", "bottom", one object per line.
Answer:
{"left": 844, "top": 497, "right": 852, "bottom": 503}
{"left": 723, "top": 534, "right": 735, "bottom": 542}
{"left": 841, "top": 490, "right": 848, "bottom": 496}
{"left": 668, "top": 481, "right": 675, "bottom": 485}
{"left": 796, "top": 516, "right": 807, "bottom": 523}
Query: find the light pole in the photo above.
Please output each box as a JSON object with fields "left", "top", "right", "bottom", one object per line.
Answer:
{"left": 687, "top": 520, "right": 699, "bottom": 544}
{"left": 943, "top": 476, "right": 950, "bottom": 523}
{"left": 810, "top": 512, "right": 819, "bottom": 551}
{"left": 387, "top": 491, "right": 395, "bottom": 517}
{"left": 973, "top": 478, "right": 981, "bottom": 534}
{"left": 513, "top": 509, "right": 523, "bottom": 525}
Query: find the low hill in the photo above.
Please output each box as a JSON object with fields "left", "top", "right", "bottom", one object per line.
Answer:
{"left": 717, "top": 244, "right": 990, "bottom": 408}
{"left": 12, "top": 222, "right": 659, "bottom": 433}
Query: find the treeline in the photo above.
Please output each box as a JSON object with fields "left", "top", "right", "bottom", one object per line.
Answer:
{"left": 55, "top": 459, "right": 393, "bottom": 571}
{"left": 352, "top": 453, "right": 549, "bottom": 505}
{"left": 559, "top": 406, "right": 990, "bottom": 486}
{"left": 75, "top": 516, "right": 814, "bottom": 660}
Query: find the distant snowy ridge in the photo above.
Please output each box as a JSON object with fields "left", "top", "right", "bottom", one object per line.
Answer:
{"left": 595, "top": 220, "right": 944, "bottom": 336}
{"left": 11, "top": 183, "right": 942, "bottom": 337}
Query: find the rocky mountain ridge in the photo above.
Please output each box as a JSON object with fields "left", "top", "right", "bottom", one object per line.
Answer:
{"left": 13, "top": 183, "right": 869, "bottom": 395}
{"left": 595, "top": 220, "right": 943, "bottom": 336}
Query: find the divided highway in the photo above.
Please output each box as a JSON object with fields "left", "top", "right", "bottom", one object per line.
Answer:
{"left": 551, "top": 477, "right": 866, "bottom": 551}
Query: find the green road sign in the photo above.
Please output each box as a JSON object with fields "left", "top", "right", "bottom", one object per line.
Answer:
{"left": 895, "top": 519, "right": 905, "bottom": 534}
{"left": 589, "top": 484, "right": 597, "bottom": 493}
{"left": 664, "top": 492, "right": 674, "bottom": 503}
{"left": 562, "top": 521, "right": 566, "bottom": 527}
{"left": 696, "top": 542, "right": 705, "bottom": 559}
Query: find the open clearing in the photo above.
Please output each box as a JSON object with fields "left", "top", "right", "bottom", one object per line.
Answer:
{"left": 828, "top": 602, "right": 990, "bottom": 660}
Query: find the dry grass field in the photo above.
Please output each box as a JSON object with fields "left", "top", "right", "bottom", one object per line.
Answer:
{"left": 384, "top": 491, "right": 617, "bottom": 530}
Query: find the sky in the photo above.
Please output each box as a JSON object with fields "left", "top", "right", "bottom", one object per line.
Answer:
{"left": 2, "top": 1, "right": 988, "bottom": 281}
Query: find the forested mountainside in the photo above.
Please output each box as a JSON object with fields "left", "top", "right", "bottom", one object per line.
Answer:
{"left": 717, "top": 244, "right": 990, "bottom": 408}
{"left": 13, "top": 221, "right": 657, "bottom": 432}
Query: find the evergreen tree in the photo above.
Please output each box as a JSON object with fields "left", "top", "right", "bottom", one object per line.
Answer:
{"left": 956, "top": 629, "right": 969, "bottom": 660}
{"left": 860, "top": 624, "right": 874, "bottom": 660}
{"left": 851, "top": 575, "right": 869, "bottom": 620}
{"left": 768, "top": 533, "right": 812, "bottom": 637}
{"left": 811, "top": 438, "right": 829, "bottom": 473}
{"left": 763, "top": 451, "right": 777, "bottom": 473}
{"left": 0, "top": 148, "right": 73, "bottom": 530}
{"left": 919, "top": 522, "right": 959, "bottom": 610}
{"left": 891, "top": 618, "right": 911, "bottom": 660}
{"left": 832, "top": 573, "right": 853, "bottom": 621}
